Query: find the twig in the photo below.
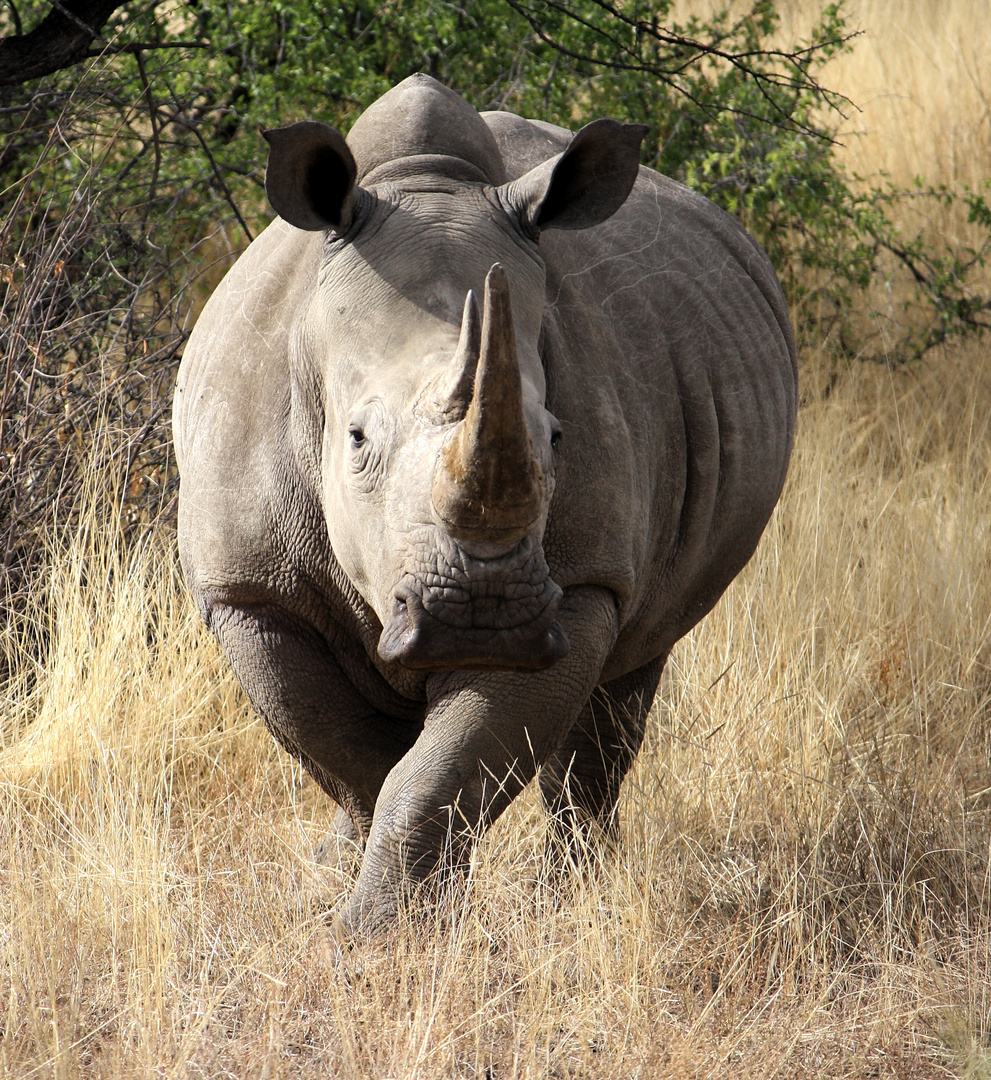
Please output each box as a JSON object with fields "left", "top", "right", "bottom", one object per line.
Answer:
{"left": 164, "top": 112, "right": 254, "bottom": 243}
{"left": 86, "top": 40, "right": 210, "bottom": 56}
{"left": 503, "top": 0, "right": 855, "bottom": 140}
{"left": 134, "top": 49, "right": 161, "bottom": 226}
{"left": 6, "top": 0, "right": 23, "bottom": 37}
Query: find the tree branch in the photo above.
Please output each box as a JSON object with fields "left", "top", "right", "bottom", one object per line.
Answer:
{"left": 0, "top": 0, "right": 123, "bottom": 86}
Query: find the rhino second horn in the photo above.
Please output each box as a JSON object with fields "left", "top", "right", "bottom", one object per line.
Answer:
{"left": 430, "top": 290, "right": 481, "bottom": 420}
{"left": 432, "top": 263, "right": 546, "bottom": 545}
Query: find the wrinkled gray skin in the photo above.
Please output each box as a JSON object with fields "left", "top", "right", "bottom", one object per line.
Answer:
{"left": 173, "top": 75, "right": 797, "bottom": 936}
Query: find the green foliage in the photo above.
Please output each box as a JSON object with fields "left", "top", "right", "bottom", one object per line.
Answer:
{"left": 5, "top": 0, "right": 987, "bottom": 368}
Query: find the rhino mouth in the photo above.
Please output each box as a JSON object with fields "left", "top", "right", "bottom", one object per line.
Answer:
{"left": 376, "top": 537, "right": 569, "bottom": 672}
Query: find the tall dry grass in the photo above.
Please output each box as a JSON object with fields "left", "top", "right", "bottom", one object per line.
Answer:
{"left": 3, "top": 1, "right": 991, "bottom": 1076}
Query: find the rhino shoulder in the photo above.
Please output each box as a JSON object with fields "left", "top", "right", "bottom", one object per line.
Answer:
{"left": 174, "top": 219, "right": 323, "bottom": 609}
{"left": 174, "top": 219, "right": 320, "bottom": 460}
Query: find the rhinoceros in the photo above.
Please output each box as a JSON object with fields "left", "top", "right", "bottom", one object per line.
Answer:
{"left": 173, "top": 74, "right": 797, "bottom": 936}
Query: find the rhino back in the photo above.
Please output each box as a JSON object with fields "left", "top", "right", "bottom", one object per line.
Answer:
{"left": 484, "top": 111, "right": 797, "bottom": 678}
{"left": 481, "top": 111, "right": 572, "bottom": 177}
{"left": 173, "top": 219, "right": 322, "bottom": 611}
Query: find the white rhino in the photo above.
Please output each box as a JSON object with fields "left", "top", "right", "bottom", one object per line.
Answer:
{"left": 173, "top": 74, "right": 797, "bottom": 936}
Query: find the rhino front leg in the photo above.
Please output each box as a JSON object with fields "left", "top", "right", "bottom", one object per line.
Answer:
{"left": 336, "top": 586, "right": 620, "bottom": 935}
{"left": 539, "top": 654, "right": 665, "bottom": 868}
{"left": 208, "top": 603, "right": 422, "bottom": 843}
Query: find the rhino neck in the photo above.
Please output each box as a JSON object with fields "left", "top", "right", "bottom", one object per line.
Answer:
{"left": 362, "top": 155, "right": 492, "bottom": 190}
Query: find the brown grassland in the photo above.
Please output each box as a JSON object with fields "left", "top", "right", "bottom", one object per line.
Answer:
{"left": 2, "top": 0, "right": 991, "bottom": 1075}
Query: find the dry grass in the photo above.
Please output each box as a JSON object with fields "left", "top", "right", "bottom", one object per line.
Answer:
{"left": 775, "top": 0, "right": 991, "bottom": 192}
{"left": 3, "top": 1, "right": 991, "bottom": 1076}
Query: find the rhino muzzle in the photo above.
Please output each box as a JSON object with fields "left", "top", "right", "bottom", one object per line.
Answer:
{"left": 376, "top": 535, "right": 569, "bottom": 672}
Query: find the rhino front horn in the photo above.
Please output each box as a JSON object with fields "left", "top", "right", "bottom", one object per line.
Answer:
{"left": 432, "top": 263, "right": 546, "bottom": 546}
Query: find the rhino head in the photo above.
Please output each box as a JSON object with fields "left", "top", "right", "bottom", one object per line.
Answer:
{"left": 262, "top": 77, "right": 645, "bottom": 673}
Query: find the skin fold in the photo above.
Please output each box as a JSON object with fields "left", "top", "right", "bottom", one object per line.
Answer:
{"left": 173, "top": 75, "right": 798, "bottom": 936}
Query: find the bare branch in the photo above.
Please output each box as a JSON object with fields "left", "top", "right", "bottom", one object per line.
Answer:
{"left": 164, "top": 111, "right": 254, "bottom": 244}
{"left": 88, "top": 40, "right": 210, "bottom": 55}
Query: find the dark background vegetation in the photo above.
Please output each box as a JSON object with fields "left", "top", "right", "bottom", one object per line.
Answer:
{"left": 1, "top": 0, "right": 989, "bottom": 637}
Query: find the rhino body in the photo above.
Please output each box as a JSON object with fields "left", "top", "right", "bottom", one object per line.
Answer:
{"left": 174, "top": 76, "right": 796, "bottom": 934}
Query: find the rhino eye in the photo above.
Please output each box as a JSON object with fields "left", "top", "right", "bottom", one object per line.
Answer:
{"left": 345, "top": 407, "right": 384, "bottom": 492}
{"left": 550, "top": 424, "right": 563, "bottom": 449}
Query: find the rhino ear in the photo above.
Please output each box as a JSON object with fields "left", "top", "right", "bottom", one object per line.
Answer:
{"left": 263, "top": 121, "right": 359, "bottom": 233}
{"left": 499, "top": 118, "right": 647, "bottom": 234}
